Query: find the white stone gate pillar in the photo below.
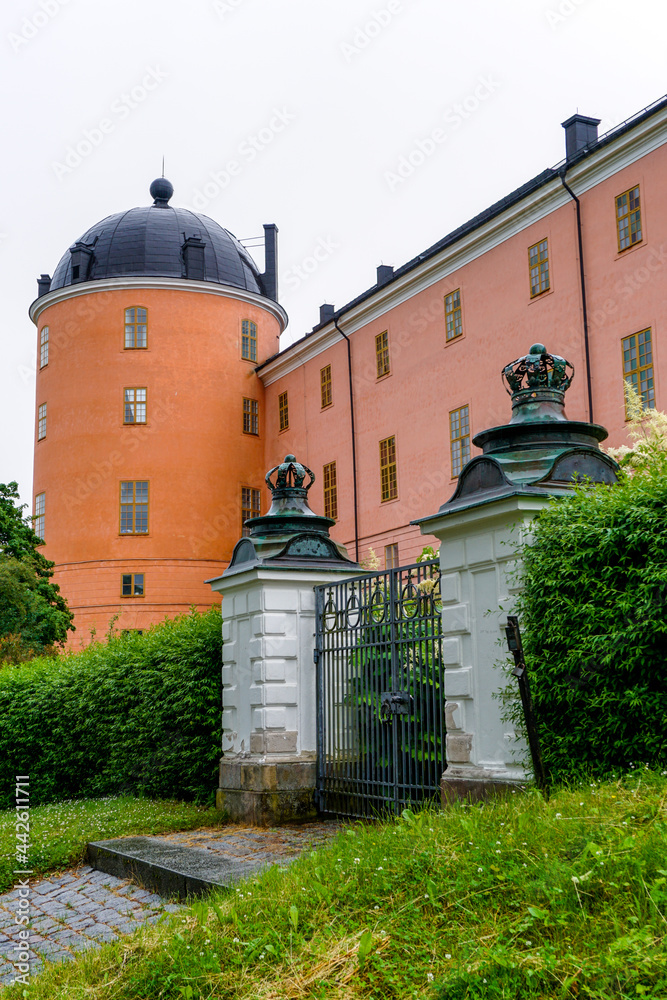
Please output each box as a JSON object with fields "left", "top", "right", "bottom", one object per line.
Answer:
{"left": 207, "top": 454, "right": 359, "bottom": 824}
{"left": 419, "top": 495, "right": 551, "bottom": 799}
{"left": 208, "top": 564, "right": 357, "bottom": 824}
{"left": 415, "top": 343, "right": 618, "bottom": 801}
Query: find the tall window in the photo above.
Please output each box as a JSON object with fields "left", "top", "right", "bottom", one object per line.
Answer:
{"left": 376, "top": 331, "right": 390, "bottom": 378}
{"left": 528, "top": 239, "right": 550, "bottom": 298}
{"left": 385, "top": 543, "right": 399, "bottom": 569}
{"left": 241, "top": 319, "right": 257, "bottom": 361}
{"left": 37, "top": 403, "right": 47, "bottom": 441}
{"left": 321, "top": 364, "right": 332, "bottom": 408}
{"left": 241, "top": 487, "right": 261, "bottom": 536}
{"left": 121, "top": 573, "right": 144, "bottom": 597}
{"left": 124, "top": 307, "right": 147, "bottom": 349}
{"left": 124, "top": 388, "right": 147, "bottom": 424}
{"left": 379, "top": 436, "right": 397, "bottom": 502}
{"left": 450, "top": 405, "right": 471, "bottom": 477}
{"left": 278, "top": 391, "right": 289, "bottom": 431}
{"left": 34, "top": 493, "right": 45, "bottom": 541}
{"left": 616, "top": 186, "right": 642, "bottom": 251}
{"left": 444, "top": 289, "right": 463, "bottom": 342}
{"left": 120, "top": 481, "right": 149, "bottom": 534}
{"left": 622, "top": 329, "right": 655, "bottom": 412}
{"left": 39, "top": 327, "right": 49, "bottom": 368}
{"left": 323, "top": 461, "right": 338, "bottom": 520}
{"left": 243, "top": 398, "right": 259, "bottom": 435}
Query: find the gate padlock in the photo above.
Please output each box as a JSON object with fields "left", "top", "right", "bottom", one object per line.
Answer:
{"left": 380, "top": 691, "right": 411, "bottom": 718}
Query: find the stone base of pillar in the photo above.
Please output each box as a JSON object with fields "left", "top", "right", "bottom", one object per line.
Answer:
{"left": 441, "top": 764, "right": 528, "bottom": 805}
{"left": 216, "top": 758, "right": 317, "bottom": 826}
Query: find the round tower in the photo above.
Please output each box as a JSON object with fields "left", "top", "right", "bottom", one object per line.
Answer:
{"left": 30, "top": 179, "right": 286, "bottom": 642}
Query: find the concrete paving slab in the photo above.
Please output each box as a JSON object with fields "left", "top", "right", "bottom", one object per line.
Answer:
{"left": 86, "top": 820, "right": 344, "bottom": 901}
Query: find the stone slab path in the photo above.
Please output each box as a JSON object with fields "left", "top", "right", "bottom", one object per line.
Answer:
{"left": 87, "top": 821, "right": 344, "bottom": 900}
{"left": 0, "top": 821, "right": 343, "bottom": 988}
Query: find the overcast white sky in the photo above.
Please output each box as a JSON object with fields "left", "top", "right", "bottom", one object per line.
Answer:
{"left": 1, "top": 0, "right": 666, "bottom": 507}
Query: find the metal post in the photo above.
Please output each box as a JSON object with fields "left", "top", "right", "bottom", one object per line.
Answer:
{"left": 505, "top": 615, "right": 549, "bottom": 795}
{"left": 314, "top": 586, "right": 324, "bottom": 811}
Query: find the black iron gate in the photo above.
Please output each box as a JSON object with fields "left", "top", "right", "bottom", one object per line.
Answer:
{"left": 315, "top": 559, "right": 445, "bottom": 818}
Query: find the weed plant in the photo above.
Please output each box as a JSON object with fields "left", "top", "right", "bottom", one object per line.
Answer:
{"left": 0, "top": 796, "right": 221, "bottom": 894}
{"left": 5, "top": 771, "right": 666, "bottom": 999}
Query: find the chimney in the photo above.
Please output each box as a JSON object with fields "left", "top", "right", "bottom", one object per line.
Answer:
{"left": 377, "top": 264, "right": 394, "bottom": 286}
{"left": 37, "top": 274, "right": 51, "bottom": 297}
{"left": 262, "top": 223, "right": 279, "bottom": 301}
{"left": 561, "top": 114, "right": 601, "bottom": 161}
{"left": 319, "top": 303, "right": 335, "bottom": 325}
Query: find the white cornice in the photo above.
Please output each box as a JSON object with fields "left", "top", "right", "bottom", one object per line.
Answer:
{"left": 29, "top": 276, "right": 289, "bottom": 331}
{"left": 260, "top": 103, "right": 667, "bottom": 386}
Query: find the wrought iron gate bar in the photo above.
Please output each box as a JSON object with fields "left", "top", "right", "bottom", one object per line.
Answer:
{"left": 315, "top": 559, "right": 445, "bottom": 819}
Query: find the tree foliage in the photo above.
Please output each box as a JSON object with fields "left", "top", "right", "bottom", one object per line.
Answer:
{"left": 0, "top": 482, "right": 73, "bottom": 659}
{"left": 518, "top": 391, "right": 667, "bottom": 780}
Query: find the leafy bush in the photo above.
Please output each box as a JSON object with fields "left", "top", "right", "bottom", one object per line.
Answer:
{"left": 0, "top": 608, "right": 222, "bottom": 809}
{"left": 517, "top": 419, "right": 667, "bottom": 780}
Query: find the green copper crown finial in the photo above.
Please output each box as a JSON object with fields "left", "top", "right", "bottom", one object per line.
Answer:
{"left": 221, "top": 452, "right": 357, "bottom": 574}
{"left": 502, "top": 344, "right": 574, "bottom": 399}
{"left": 265, "top": 455, "right": 315, "bottom": 497}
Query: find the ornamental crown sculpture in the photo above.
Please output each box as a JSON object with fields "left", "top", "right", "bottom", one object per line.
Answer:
{"left": 414, "top": 341, "right": 617, "bottom": 524}
{"left": 502, "top": 343, "right": 574, "bottom": 399}
{"left": 222, "top": 454, "right": 356, "bottom": 573}
{"left": 501, "top": 343, "right": 575, "bottom": 425}
{"left": 265, "top": 455, "right": 314, "bottom": 497}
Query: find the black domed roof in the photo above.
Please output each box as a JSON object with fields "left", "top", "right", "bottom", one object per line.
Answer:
{"left": 50, "top": 179, "right": 265, "bottom": 296}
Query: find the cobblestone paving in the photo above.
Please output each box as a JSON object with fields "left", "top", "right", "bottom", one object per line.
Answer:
{"left": 0, "top": 866, "right": 180, "bottom": 986}
{"left": 0, "top": 821, "right": 344, "bottom": 987}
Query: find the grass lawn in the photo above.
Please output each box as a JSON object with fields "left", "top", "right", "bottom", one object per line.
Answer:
{"left": 2, "top": 770, "right": 666, "bottom": 998}
{"left": 0, "top": 796, "right": 222, "bottom": 894}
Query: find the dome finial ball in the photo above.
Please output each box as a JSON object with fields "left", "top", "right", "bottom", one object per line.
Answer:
{"left": 150, "top": 177, "right": 174, "bottom": 205}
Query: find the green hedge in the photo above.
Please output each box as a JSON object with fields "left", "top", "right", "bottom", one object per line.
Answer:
{"left": 0, "top": 608, "right": 222, "bottom": 809}
{"left": 518, "top": 465, "right": 667, "bottom": 781}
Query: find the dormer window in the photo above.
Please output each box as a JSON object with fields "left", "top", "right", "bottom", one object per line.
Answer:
{"left": 182, "top": 234, "right": 206, "bottom": 281}
{"left": 69, "top": 240, "right": 96, "bottom": 283}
